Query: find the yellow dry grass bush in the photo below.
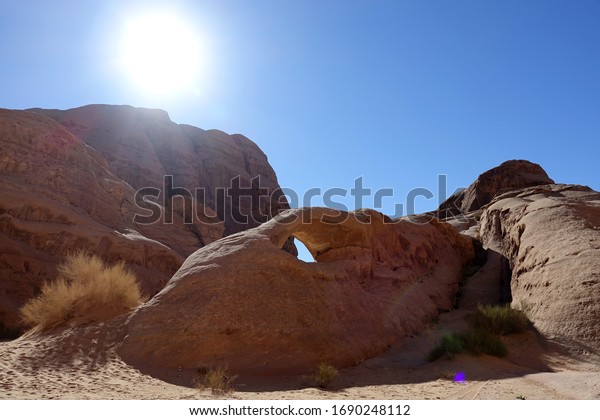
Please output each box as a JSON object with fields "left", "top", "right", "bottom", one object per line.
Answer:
{"left": 314, "top": 363, "right": 338, "bottom": 388}
{"left": 195, "top": 366, "right": 237, "bottom": 395}
{"left": 21, "top": 251, "right": 143, "bottom": 332}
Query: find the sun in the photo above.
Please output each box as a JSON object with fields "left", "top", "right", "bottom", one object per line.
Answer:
{"left": 120, "top": 14, "right": 201, "bottom": 94}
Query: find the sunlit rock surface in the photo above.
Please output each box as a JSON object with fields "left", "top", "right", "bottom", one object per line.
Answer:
{"left": 119, "top": 208, "right": 474, "bottom": 375}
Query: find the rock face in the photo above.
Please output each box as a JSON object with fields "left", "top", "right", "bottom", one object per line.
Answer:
{"left": 32, "top": 105, "right": 288, "bottom": 236}
{"left": 118, "top": 208, "right": 474, "bottom": 375}
{"left": 436, "top": 160, "right": 599, "bottom": 351}
{"left": 438, "top": 159, "right": 554, "bottom": 219}
{"left": 0, "top": 106, "right": 287, "bottom": 337}
{"left": 479, "top": 184, "right": 600, "bottom": 350}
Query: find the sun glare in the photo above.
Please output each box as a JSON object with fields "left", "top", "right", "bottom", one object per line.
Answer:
{"left": 120, "top": 14, "right": 201, "bottom": 94}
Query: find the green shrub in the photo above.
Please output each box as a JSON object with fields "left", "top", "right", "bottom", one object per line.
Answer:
{"left": 461, "top": 329, "right": 508, "bottom": 357}
{"left": 428, "top": 305, "right": 524, "bottom": 362}
{"left": 428, "top": 329, "right": 507, "bottom": 361}
{"left": 428, "top": 333, "right": 466, "bottom": 361}
{"left": 468, "top": 304, "right": 528, "bottom": 335}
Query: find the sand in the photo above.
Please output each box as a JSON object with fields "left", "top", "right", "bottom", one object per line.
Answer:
{"left": 1, "top": 309, "right": 599, "bottom": 401}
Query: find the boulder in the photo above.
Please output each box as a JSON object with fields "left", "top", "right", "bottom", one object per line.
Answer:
{"left": 438, "top": 159, "right": 554, "bottom": 219}
{"left": 118, "top": 208, "right": 474, "bottom": 375}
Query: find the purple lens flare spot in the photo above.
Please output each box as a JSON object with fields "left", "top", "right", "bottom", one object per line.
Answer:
{"left": 454, "top": 371, "right": 466, "bottom": 383}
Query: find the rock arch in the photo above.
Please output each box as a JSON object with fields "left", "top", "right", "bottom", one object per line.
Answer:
{"left": 118, "top": 208, "right": 474, "bottom": 375}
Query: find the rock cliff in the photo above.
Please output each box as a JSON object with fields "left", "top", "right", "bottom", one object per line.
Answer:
{"left": 479, "top": 184, "right": 600, "bottom": 350}
{"left": 32, "top": 105, "right": 287, "bottom": 236}
{"left": 0, "top": 105, "right": 287, "bottom": 337}
{"left": 437, "top": 160, "right": 599, "bottom": 351}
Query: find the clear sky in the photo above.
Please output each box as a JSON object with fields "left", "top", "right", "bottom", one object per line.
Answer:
{"left": 1, "top": 0, "right": 599, "bottom": 218}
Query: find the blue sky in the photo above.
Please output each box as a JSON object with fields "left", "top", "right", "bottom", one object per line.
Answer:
{"left": 1, "top": 0, "right": 599, "bottom": 218}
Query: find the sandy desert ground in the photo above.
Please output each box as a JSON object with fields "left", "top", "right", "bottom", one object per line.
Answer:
{"left": 2, "top": 307, "right": 599, "bottom": 401}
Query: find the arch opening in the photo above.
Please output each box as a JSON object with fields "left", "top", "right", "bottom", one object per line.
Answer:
{"left": 294, "top": 237, "right": 316, "bottom": 263}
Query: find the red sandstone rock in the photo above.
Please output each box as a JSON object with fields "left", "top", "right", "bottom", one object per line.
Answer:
{"left": 118, "top": 208, "right": 474, "bottom": 375}
{"left": 438, "top": 159, "right": 554, "bottom": 219}
{"left": 0, "top": 106, "right": 289, "bottom": 336}
{"left": 479, "top": 184, "right": 600, "bottom": 350}
{"left": 32, "top": 105, "right": 287, "bottom": 236}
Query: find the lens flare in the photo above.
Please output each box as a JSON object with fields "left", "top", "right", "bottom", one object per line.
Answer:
{"left": 120, "top": 13, "right": 201, "bottom": 94}
{"left": 454, "top": 371, "right": 466, "bottom": 383}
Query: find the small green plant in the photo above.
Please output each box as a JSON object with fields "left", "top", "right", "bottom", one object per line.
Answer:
{"left": 313, "top": 363, "right": 338, "bottom": 388}
{"left": 197, "top": 366, "right": 236, "bottom": 395}
{"left": 461, "top": 329, "right": 508, "bottom": 357}
{"left": 468, "top": 304, "right": 528, "bottom": 335}
{"left": 516, "top": 395, "right": 527, "bottom": 400}
{"left": 428, "top": 333, "right": 466, "bottom": 361}
{"left": 428, "top": 329, "right": 507, "bottom": 361}
{"left": 428, "top": 305, "right": 524, "bottom": 362}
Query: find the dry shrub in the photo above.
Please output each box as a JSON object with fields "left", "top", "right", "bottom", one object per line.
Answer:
{"left": 21, "top": 251, "right": 143, "bottom": 332}
{"left": 196, "top": 366, "right": 236, "bottom": 395}
{"left": 314, "top": 363, "right": 338, "bottom": 388}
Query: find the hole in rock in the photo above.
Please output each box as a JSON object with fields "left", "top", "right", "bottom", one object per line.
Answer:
{"left": 294, "top": 237, "right": 316, "bottom": 263}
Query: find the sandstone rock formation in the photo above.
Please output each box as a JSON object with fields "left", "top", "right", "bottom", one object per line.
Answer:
{"left": 438, "top": 159, "right": 554, "bottom": 219}
{"left": 479, "top": 184, "right": 600, "bottom": 350}
{"left": 436, "top": 160, "right": 599, "bottom": 352}
{"left": 118, "top": 208, "right": 474, "bottom": 375}
{"left": 5, "top": 106, "right": 598, "bottom": 378}
{"left": 0, "top": 106, "right": 288, "bottom": 337}
{"left": 31, "top": 105, "right": 288, "bottom": 236}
